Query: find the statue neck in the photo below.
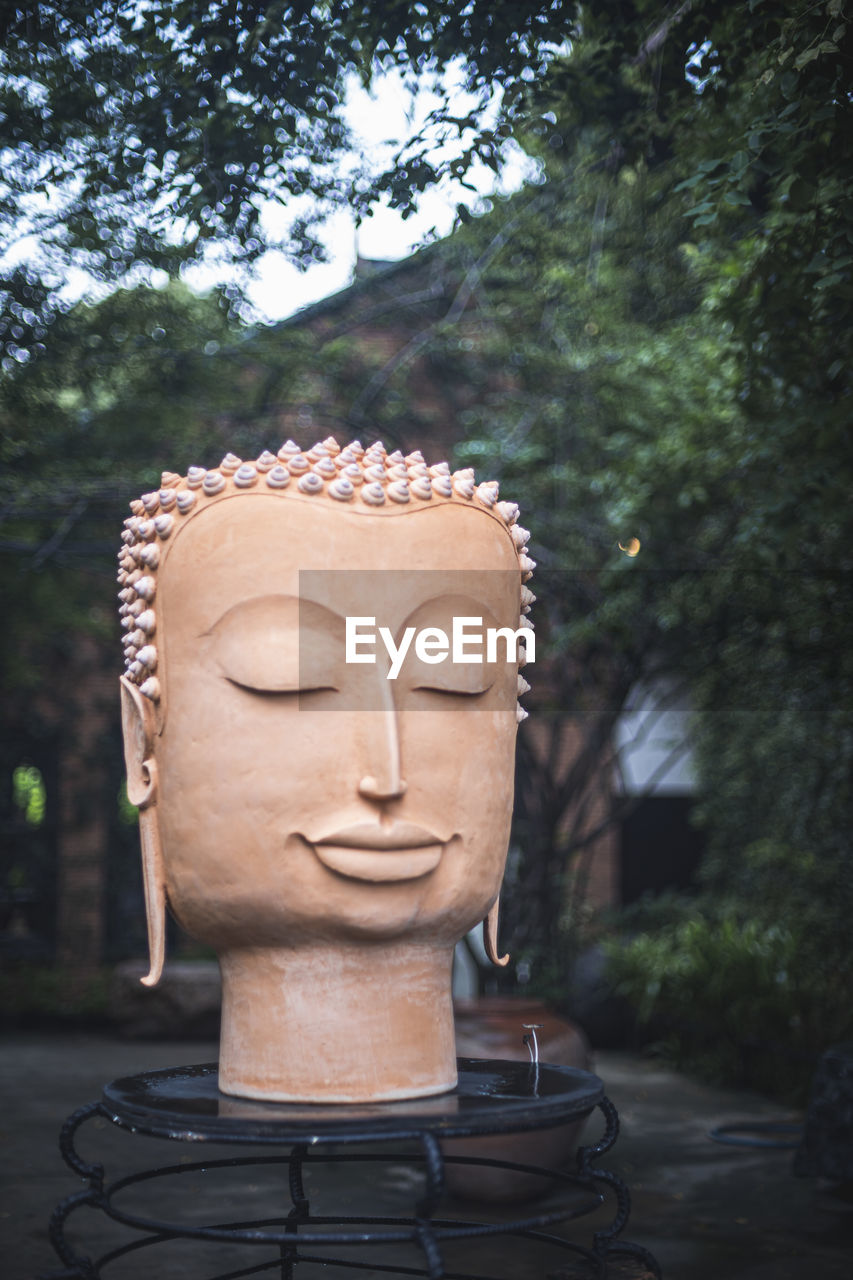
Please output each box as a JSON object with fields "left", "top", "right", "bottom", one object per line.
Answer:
{"left": 217, "top": 939, "right": 457, "bottom": 1102}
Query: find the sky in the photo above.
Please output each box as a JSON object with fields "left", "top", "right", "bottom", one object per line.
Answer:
{"left": 183, "top": 67, "right": 538, "bottom": 323}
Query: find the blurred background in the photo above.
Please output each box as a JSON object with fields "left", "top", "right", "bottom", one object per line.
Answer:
{"left": 1, "top": 1, "right": 851, "bottom": 1109}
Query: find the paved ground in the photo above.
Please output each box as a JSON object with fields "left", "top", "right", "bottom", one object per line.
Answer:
{"left": 1, "top": 1032, "right": 850, "bottom": 1278}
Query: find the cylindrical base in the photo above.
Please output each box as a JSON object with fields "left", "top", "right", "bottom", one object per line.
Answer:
{"left": 217, "top": 941, "right": 457, "bottom": 1102}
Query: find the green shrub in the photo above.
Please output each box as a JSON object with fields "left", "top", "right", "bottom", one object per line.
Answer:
{"left": 605, "top": 887, "right": 852, "bottom": 1102}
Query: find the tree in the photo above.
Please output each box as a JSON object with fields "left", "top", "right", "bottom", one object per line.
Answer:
{"left": 0, "top": 281, "right": 253, "bottom": 964}
{"left": 1, "top": 0, "right": 578, "bottom": 362}
{"left": 486, "top": 0, "right": 853, "bottom": 1081}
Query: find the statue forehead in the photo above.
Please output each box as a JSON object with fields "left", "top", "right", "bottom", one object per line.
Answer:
{"left": 161, "top": 489, "right": 519, "bottom": 571}
{"left": 158, "top": 494, "right": 522, "bottom": 641}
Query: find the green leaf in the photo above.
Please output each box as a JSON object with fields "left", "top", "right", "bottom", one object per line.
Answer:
{"left": 794, "top": 47, "right": 821, "bottom": 69}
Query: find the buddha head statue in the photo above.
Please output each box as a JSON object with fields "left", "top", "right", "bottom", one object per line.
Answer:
{"left": 118, "top": 437, "right": 535, "bottom": 1102}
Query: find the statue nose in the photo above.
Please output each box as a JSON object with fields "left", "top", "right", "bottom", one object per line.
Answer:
{"left": 358, "top": 774, "right": 408, "bottom": 801}
{"left": 358, "top": 698, "right": 406, "bottom": 803}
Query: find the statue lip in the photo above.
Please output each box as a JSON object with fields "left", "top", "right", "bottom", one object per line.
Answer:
{"left": 311, "top": 822, "right": 446, "bottom": 883}
{"left": 315, "top": 821, "right": 444, "bottom": 850}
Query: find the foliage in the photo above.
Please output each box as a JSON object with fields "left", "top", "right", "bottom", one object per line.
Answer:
{"left": 117, "top": 780, "right": 138, "bottom": 827}
{"left": 605, "top": 869, "right": 853, "bottom": 1100}
{"left": 0, "top": 281, "right": 253, "bottom": 704}
{"left": 550, "top": 5, "right": 853, "bottom": 1072}
{"left": 0, "top": 281, "right": 253, "bottom": 956}
{"left": 0, "top": 0, "right": 578, "bottom": 361}
{"left": 12, "top": 764, "right": 46, "bottom": 825}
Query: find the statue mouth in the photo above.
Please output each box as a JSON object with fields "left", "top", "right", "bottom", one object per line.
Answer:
{"left": 311, "top": 822, "right": 446, "bottom": 882}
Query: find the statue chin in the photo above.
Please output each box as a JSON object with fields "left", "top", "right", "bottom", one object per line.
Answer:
{"left": 119, "top": 439, "right": 530, "bottom": 1102}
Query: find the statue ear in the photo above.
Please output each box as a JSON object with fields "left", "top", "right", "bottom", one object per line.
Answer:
{"left": 120, "top": 676, "right": 165, "bottom": 986}
{"left": 120, "top": 675, "right": 158, "bottom": 808}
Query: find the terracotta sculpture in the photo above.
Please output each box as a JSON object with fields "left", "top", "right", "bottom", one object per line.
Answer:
{"left": 118, "top": 437, "right": 534, "bottom": 1102}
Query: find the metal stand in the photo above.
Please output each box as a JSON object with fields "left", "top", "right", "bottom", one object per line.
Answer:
{"left": 44, "top": 1058, "right": 661, "bottom": 1279}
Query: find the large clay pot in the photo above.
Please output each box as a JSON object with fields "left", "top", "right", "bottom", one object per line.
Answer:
{"left": 445, "top": 997, "right": 592, "bottom": 1202}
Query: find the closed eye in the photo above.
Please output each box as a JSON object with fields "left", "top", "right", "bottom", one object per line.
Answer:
{"left": 412, "top": 682, "right": 493, "bottom": 699}
{"left": 208, "top": 596, "right": 345, "bottom": 696}
{"left": 225, "top": 677, "right": 339, "bottom": 696}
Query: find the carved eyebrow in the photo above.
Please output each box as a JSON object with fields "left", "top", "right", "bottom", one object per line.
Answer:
{"left": 203, "top": 593, "right": 346, "bottom": 638}
{"left": 203, "top": 594, "right": 348, "bottom": 695}
{"left": 400, "top": 593, "right": 502, "bottom": 631}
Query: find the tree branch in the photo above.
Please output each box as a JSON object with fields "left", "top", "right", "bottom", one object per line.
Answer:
{"left": 631, "top": 0, "right": 697, "bottom": 67}
{"left": 31, "top": 499, "right": 89, "bottom": 570}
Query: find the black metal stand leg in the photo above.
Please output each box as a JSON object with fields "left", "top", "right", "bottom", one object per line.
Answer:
{"left": 576, "top": 1097, "right": 662, "bottom": 1279}
{"left": 43, "top": 1101, "right": 110, "bottom": 1279}
{"left": 47, "top": 1191, "right": 100, "bottom": 1279}
{"left": 415, "top": 1132, "right": 445, "bottom": 1279}
{"left": 280, "top": 1143, "right": 310, "bottom": 1278}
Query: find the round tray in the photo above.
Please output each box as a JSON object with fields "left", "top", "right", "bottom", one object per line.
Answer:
{"left": 101, "top": 1056, "right": 604, "bottom": 1145}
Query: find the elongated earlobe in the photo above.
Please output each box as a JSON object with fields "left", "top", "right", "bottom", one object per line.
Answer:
{"left": 120, "top": 676, "right": 166, "bottom": 986}
{"left": 138, "top": 800, "right": 165, "bottom": 987}
{"left": 484, "top": 897, "right": 510, "bottom": 967}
